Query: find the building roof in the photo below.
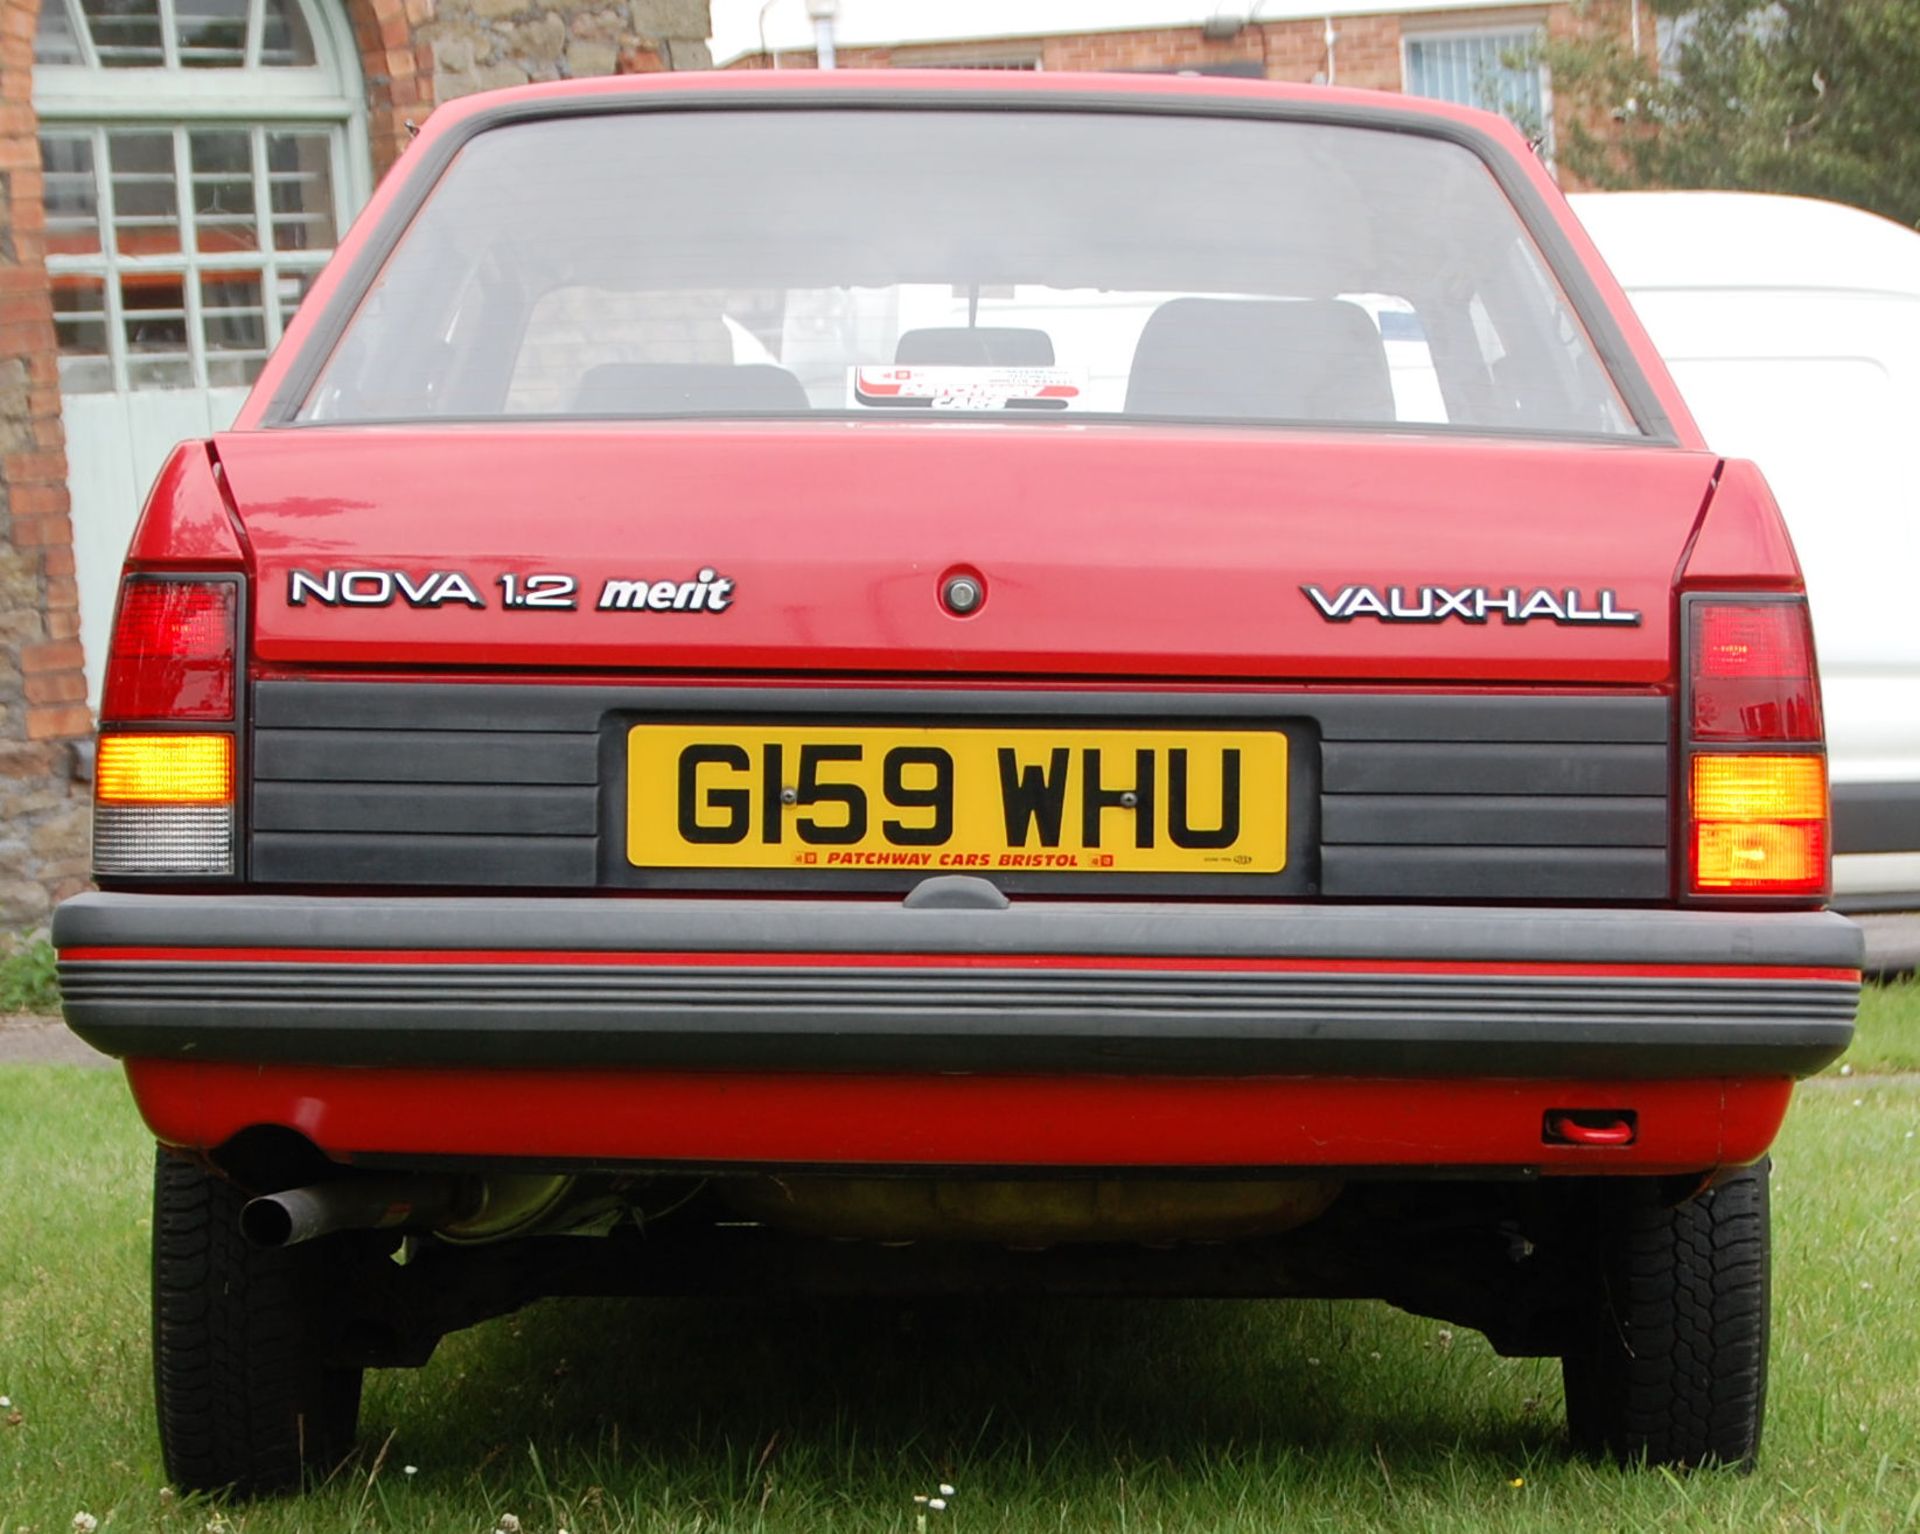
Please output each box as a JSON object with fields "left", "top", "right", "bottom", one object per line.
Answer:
{"left": 1571, "top": 191, "right": 1920, "bottom": 299}
{"left": 710, "top": 0, "right": 1546, "bottom": 69}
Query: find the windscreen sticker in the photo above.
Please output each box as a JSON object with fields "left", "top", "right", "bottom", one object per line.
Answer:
{"left": 849, "top": 366, "right": 1086, "bottom": 412}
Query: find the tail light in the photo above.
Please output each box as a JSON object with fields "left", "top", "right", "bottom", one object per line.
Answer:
{"left": 102, "top": 580, "right": 235, "bottom": 720}
{"left": 94, "top": 575, "right": 242, "bottom": 879}
{"left": 1683, "top": 594, "right": 1827, "bottom": 900}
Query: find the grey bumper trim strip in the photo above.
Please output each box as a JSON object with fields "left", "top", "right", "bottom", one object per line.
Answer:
{"left": 52, "top": 892, "right": 1864, "bottom": 968}
{"left": 55, "top": 895, "right": 1860, "bottom": 1078}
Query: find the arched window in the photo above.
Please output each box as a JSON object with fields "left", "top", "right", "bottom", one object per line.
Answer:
{"left": 33, "top": 0, "right": 373, "bottom": 707}
{"left": 34, "top": 0, "right": 371, "bottom": 394}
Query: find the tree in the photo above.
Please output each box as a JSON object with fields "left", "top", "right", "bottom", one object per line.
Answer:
{"left": 1543, "top": 0, "right": 1920, "bottom": 228}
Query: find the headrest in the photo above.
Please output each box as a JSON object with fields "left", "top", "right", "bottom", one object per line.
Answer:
{"left": 895, "top": 327, "right": 1057, "bottom": 366}
{"left": 571, "top": 363, "right": 810, "bottom": 416}
{"left": 1123, "top": 298, "right": 1395, "bottom": 424}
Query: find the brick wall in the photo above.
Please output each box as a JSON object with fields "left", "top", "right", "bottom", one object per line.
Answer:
{"left": 0, "top": 0, "right": 89, "bottom": 922}
{"left": 1037, "top": 16, "right": 1404, "bottom": 89}
{"left": 725, "top": 13, "right": 1411, "bottom": 84}
{"left": 426, "top": 0, "right": 708, "bottom": 98}
{"left": 353, "top": 0, "right": 439, "bottom": 178}
{"left": 1547, "top": 0, "right": 1642, "bottom": 182}
{"left": 723, "top": 4, "right": 1634, "bottom": 154}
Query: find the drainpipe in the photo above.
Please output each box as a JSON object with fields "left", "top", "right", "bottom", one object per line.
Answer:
{"left": 1324, "top": 14, "right": 1337, "bottom": 85}
{"left": 757, "top": 0, "right": 782, "bottom": 67}
{"left": 807, "top": 0, "right": 839, "bottom": 69}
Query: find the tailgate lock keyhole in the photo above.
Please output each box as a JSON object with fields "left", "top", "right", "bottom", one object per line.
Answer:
{"left": 940, "top": 570, "right": 986, "bottom": 616}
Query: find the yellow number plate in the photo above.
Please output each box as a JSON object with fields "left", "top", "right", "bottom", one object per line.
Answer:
{"left": 627, "top": 726, "right": 1286, "bottom": 874}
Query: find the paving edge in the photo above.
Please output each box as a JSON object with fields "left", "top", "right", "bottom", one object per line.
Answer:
{"left": 0, "top": 1015, "right": 113, "bottom": 1067}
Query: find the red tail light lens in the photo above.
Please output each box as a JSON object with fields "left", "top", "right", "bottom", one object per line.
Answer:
{"left": 1684, "top": 594, "right": 1828, "bottom": 901}
{"left": 1690, "top": 601, "right": 1820, "bottom": 741}
{"left": 101, "top": 578, "right": 236, "bottom": 722}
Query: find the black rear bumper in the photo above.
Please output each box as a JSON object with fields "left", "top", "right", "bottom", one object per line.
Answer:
{"left": 54, "top": 892, "right": 1861, "bottom": 1080}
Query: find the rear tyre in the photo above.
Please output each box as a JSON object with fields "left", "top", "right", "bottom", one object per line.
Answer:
{"left": 1560, "top": 1159, "right": 1770, "bottom": 1470}
{"left": 152, "top": 1147, "right": 364, "bottom": 1495}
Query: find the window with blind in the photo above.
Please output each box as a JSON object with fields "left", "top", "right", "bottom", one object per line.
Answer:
{"left": 1403, "top": 28, "right": 1548, "bottom": 140}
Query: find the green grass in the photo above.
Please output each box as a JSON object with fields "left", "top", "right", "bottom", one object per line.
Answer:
{"left": 3, "top": 1070, "right": 1918, "bottom": 1532}
{"left": 0, "top": 936, "right": 58, "bottom": 1016}
{"left": 1849, "top": 979, "right": 1920, "bottom": 1075}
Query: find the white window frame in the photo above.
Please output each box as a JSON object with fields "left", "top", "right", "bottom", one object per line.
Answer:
{"left": 34, "top": 0, "right": 372, "bottom": 393}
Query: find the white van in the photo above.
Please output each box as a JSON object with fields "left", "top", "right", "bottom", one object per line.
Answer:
{"left": 1573, "top": 190, "right": 1920, "bottom": 912}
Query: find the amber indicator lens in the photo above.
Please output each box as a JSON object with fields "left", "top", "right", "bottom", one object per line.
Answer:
{"left": 101, "top": 579, "right": 237, "bottom": 722}
{"left": 1690, "top": 601, "right": 1820, "bottom": 741}
{"left": 96, "top": 734, "right": 234, "bottom": 805}
{"left": 1690, "top": 754, "right": 1827, "bottom": 894}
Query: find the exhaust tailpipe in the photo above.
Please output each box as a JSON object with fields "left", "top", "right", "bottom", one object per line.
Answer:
{"left": 241, "top": 1174, "right": 477, "bottom": 1249}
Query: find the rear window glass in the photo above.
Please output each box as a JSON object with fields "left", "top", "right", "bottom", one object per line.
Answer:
{"left": 296, "top": 109, "right": 1640, "bottom": 438}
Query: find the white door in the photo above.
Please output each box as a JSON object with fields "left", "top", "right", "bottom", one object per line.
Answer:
{"left": 34, "top": 0, "right": 370, "bottom": 705}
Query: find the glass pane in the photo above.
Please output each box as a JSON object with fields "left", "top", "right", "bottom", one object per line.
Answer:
{"left": 34, "top": 0, "right": 85, "bottom": 65}
{"left": 190, "top": 129, "right": 257, "bottom": 254}
{"left": 276, "top": 266, "right": 320, "bottom": 324}
{"left": 175, "top": 0, "right": 246, "bottom": 65}
{"left": 301, "top": 111, "right": 1637, "bottom": 437}
{"left": 109, "top": 131, "right": 180, "bottom": 257}
{"left": 267, "top": 132, "right": 334, "bottom": 251}
{"left": 79, "top": 0, "right": 165, "bottom": 66}
{"left": 122, "top": 271, "right": 192, "bottom": 387}
{"left": 257, "top": 0, "right": 315, "bottom": 65}
{"left": 201, "top": 270, "right": 266, "bottom": 385}
{"left": 40, "top": 133, "right": 102, "bottom": 259}
{"left": 51, "top": 275, "right": 113, "bottom": 393}
{"left": 206, "top": 352, "right": 265, "bottom": 386}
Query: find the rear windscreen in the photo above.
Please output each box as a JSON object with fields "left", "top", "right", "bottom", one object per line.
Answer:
{"left": 296, "top": 109, "right": 1641, "bottom": 437}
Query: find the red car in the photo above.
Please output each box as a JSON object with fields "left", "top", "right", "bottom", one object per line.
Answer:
{"left": 56, "top": 70, "right": 1858, "bottom": 1492}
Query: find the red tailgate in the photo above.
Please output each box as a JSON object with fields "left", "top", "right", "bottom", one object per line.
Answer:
{"left": 215, "top": 424, "right": 1717, "bottom": 684}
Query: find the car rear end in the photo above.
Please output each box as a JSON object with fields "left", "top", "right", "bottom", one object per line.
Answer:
{"left": 52, "top": 72, "right": 1859, "bottom": 1492}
